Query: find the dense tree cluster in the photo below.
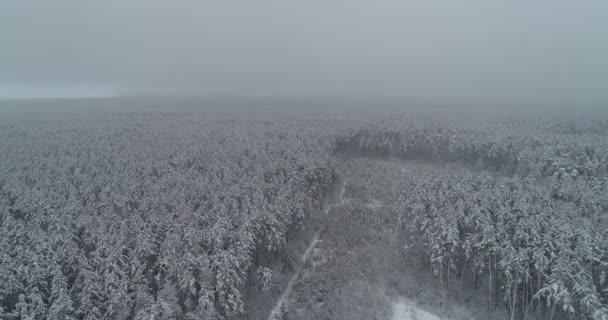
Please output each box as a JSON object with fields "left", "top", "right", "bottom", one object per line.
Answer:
{"left": 400, "top": 173, "right": 608, "bottom": 320}
{"left": 0, "top": 112, "right": 337, "bottom": 319}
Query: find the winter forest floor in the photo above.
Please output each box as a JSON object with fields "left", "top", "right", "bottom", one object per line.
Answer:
{"left": 244, "top": 158, "right": 504, "bottom": 320}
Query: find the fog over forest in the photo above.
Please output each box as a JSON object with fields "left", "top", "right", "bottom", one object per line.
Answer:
{"left": 1, "top": 2, "right": 608, "bottom": 320}
{"left": 2, "top": 0, "right": 608, "bottom": 103}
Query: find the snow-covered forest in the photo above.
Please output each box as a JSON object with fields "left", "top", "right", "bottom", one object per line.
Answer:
{"left": 1, "top": 105, "right": 607, "bottom": 320}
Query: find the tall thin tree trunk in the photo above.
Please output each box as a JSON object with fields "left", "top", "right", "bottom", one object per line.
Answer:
{"left": 536, "top": 271, "right": 541, "bottom": 319}
{"left": 460, "top": 263, "right": 466, "bottom": 305}
{"left": 447, "top": 259, "right": 451, "bottom": 306}
{"left": 440, "top": 263, "right": 444, "bottom": 309}
{"left": 510, "top": 283, "right": 518, "bottom": 320}
{"left": 488, "top": 255, "right": 492, "bottom": 318}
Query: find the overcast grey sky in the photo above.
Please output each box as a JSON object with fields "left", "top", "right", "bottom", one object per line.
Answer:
{"left": 1, "top": 0, "right": 607, "bottom": 101}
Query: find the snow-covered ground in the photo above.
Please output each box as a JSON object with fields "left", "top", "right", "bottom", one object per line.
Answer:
{"left": 392, "top": 298, "right": 443, "bottom": 320}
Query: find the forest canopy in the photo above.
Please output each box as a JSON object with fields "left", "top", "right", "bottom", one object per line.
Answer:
{"left": 1, "top": 105, "right": 607, "bottom": 319}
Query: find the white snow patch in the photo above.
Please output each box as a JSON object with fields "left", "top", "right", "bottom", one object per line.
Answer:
{"left": 365, "top": 198, "right": 384, "bottom": 210}
{"left": 392, "top": 298, "right": 443, "bottom": 320}
{"left": 338, "top": 182, "right": 345, "bottom": 205}
{"left": 323, "top": 180, "right": 345, "bottom": 215}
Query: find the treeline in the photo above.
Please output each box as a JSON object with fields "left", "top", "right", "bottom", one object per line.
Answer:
{"left": 0, "top": 112, "right": 337, "bottom": 319}
{"left": 335, "top": 121, "right": 608, "bottom": 220}
{"left": 540, "top": 120, "right": 608, "bottom": 136}
{"left": 337, "top": 121, "right": 608, "bottom": 177}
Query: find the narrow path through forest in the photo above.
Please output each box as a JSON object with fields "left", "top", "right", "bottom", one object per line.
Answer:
{"left": 266, "top": 232, "right": 321, "bottom": 320}
{"left": 266, "top": 179, "right": 346, "bottom": 320}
